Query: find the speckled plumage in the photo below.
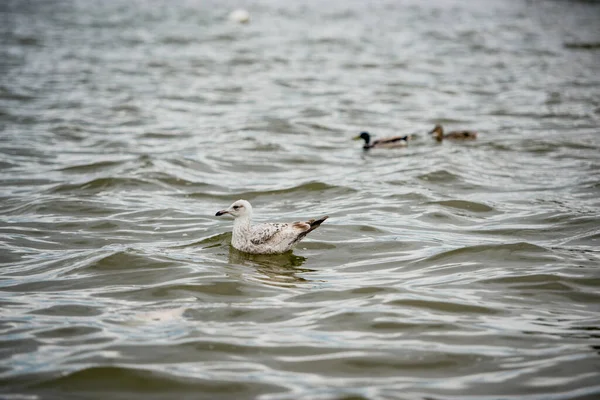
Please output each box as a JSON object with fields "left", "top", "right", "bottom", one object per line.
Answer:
{"left": 215, "top": 200, "right": 328, "bottom": 254}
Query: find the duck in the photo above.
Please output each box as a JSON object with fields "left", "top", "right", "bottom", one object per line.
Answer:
{"left": 353, "top": 131, "right": 410, "bottom": 150}
{"left": 429, "top": 124, "right": 477, "bottom": 142}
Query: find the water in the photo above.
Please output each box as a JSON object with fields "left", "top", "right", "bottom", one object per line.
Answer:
{"left": 1, "top": 0, "right": 599, "bottom": 399}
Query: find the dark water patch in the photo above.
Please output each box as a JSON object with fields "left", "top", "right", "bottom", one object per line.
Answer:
{"left": 556, "top": 228, "right": 600, "bottom": 247}
{"left": 278, "top": 351, "right": 482, "bottom": 378}
{"left": 483, "top": 273, "right": 574, "bottom": 286}
{"left": 34, "top": 326, "right": 102, "bottom": 339}
{"left": 418, "top": 170, "right": 459, "bottom": 183}
{"left": 28, "top": 305, "right": 103, "bottom": 317}
{"left": 3, "top": 197, "right": 121, "bottom": 218}
{"left": 0, "top": 337, "right": 39, "bottom": 360}
{"left": 430, "top": 200, "right": 495, "bottom": 213}
{"left": 23, "top": 366, "right": 286, "bottom": 399}
{"left": 247, "top": 142, "right": 286, "bottom": 152}
{"left": 184, "top": 305, "right": 312, "bottom": 326}
{"left": 0, "top": 160, "right": 18, "bottom": 170}
{"left": 0, "top": 87, "right": 36, "bottom": 102}
{"left": 385, "top": 298, "right": 500, "bottom": 315}
{"left": 369, "top": 320, "right": 456, "bottom": 332}
{"left": 289, "top": 286, "right": 401, "bottom": 304}
{"left": 161, "top": 35, "right": 197, "bottom": 45}
{"left": 413, "top": 242, "right": 556, "bottom": 267}
{"left": 168, "top": 232, "right": 231, "bottom": 250}
{"left": 140, "top": 131, "right": 191, "bottom": 139}
{"left": 145, "top": 172, "right": 211, "bottom": 189}
{"left": 49, "top": 124, "right": 87, "bottom": 140}
{"left": 48, "top": 177, "right": 161, "bottom": 194}
{"left": 417, "top": 209, "right": 480, "bottom": 227}
{"left": 83, "top": 250, "right": 181, "bottom": 273}
{"left": 113, "top": 281, "right": 251, "bottom": 301}
{"left": 57, "top": 160, "right": 126, "bottom": 173}
{"left": 478, "top": 274, "right": 600, "bottom": 304}
{"left": 94, "top": 277, "right": 262, "bottom": 302}
{"left": 564, "top": 42, "right": 600, "bottom": 50}
{"left": 189, "top": 181, "right": 356, "bottom": 201}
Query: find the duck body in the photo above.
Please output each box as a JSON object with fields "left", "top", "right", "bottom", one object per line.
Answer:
{"left": 429, "top": 124, "right": 477, "bottom": 142}
{"left": 353, "top": 131, "right": 409, "bottom": 150}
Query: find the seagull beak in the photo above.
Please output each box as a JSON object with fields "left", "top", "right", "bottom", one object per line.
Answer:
{"left": 352, "top": 136, "right": 361, "bottom": 141}
{"left": 215, "top": 210, "right": 229, "bottom": 216}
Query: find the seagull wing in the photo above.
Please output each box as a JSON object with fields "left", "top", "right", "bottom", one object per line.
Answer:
{"left": 249, "top": 223, "right": 299, "bottom": 246}
{"left": 243, "top": 216, "right": 328, "bottom": 253}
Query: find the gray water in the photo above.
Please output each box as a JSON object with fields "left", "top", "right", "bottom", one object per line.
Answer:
{"left": 1, "top": 0, "right": 600, "bottom": 399}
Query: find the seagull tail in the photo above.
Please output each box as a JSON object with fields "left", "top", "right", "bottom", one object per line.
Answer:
{"left": 306, "top": 215, "right": 328, "bottom": 233}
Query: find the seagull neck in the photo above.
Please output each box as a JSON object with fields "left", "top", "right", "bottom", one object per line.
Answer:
{"left": 233, "top": 215, "right": 252, "bottom": 233}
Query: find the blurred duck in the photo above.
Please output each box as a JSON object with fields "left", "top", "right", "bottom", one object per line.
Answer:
{"left": 353, "top": 131, "right": 410, "bottom": 150}
{"left": 429, "top": 124, "right": 477, "bottom": 142}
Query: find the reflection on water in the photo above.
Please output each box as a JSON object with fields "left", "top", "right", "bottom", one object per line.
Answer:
{"left": 228, "top": 247, "right": 314, "bottom": 287}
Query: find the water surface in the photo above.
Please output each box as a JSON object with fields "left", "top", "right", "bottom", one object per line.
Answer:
{"left": 1, "top": 0, "right": 600, "bottom": 399}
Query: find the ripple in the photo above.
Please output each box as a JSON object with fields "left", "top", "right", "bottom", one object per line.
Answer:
{"left": 28, "top": 305, "right": 103, "bottom": 317}
{"left": 430, "top": 200, "right": 495, "bottom": 213}
{"left": 418, "top": 170, "right": 460, "bottom": 183}
{"left": 189, "top": 181, "right": 356, "bottom": 201}
{"left": 48, "top": 177, "right": 158, "bottom": 194}
{"left": 412, "top": 242, "right": 557, "bottom": 267}
{"left": 385, "top": 298, "right": 501, "bottom": 315}
{"left": 56, "top": 160, "right": 126, "bottom": 173}
{"left": 27, "top": 366, "right": 286, "bottom": 397}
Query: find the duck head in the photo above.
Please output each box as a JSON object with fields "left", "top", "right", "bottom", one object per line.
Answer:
{"left": 429, "top": 124, "right": 444, "bottom": 141}
{"left": 353, "top": 132, "right": 371, "bottom": 145}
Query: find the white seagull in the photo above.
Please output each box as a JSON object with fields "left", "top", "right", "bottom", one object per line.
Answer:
{"left": 215, "top": 200, "right": 328, "bottom": 254}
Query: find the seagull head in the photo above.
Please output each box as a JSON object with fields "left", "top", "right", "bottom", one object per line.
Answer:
{"left": 353, "top": 131, "right": 371, "bottom": 145}
{"left": 215, "top": 199, "right": 253, "bottom": 218}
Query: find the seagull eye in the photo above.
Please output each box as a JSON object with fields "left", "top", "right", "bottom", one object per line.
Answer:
{"left": 233, "top": 205, "right": 240, "bottom": 210}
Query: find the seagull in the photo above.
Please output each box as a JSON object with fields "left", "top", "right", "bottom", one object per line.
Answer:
{"left": 353, "top": 131, "right": 410, "bottom": 150}
{"left": 215, "top": 200, "right": 328, "bottom": 254}
{"left": 429, "top": 124, "right": 478, "bottom": 142}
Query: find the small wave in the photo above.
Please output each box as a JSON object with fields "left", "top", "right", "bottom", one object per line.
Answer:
{"left": 385, "top": 298, "right": 500, "bottom": 315}
{"left": 48, "top": 177, "right": 156, "bottom": 194}
{"left": 429, "top": 200, "right": 495, "bottom": 213}
{"left": 189, "top": 181, "right": 356, "bottom": 201}
{"left": 413, "top": 242, "right": 554, "bottom": 266}
{"left": 56, "top": 160, "right": 125, "bottom": 173}
{"left": 161, "top": 35, "right": 196, "bottom": 45}
{"left": 29, "top": 304, "right": 103, "bottom": 317}
{"left": 28, "top": 366, "right": 284, "bottom": 395}
{"left": 0, "top": 85, "right": 36, "bottom": 101}
{"left": 481, "top": 273, "right": 575, "bottom": 291}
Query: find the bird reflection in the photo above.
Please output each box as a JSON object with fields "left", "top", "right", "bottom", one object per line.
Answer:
{"left": 227, "top": 246, "right": 316, "bottom": 287}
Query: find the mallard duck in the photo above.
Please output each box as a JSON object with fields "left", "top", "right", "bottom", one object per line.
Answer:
{"left": 429, "top": 124, "right": 477, "bottom": 142}
{"left": 353, "top": 131, "right": 409, "bottom": 150}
